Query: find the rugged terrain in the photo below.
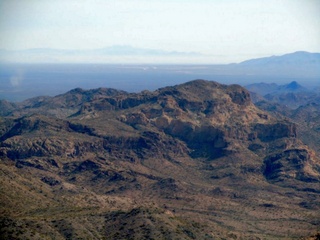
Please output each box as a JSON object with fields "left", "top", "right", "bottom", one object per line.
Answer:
{"left": 1, "top": 80, "right": 319, "bottom": 239}
{"left": 248, "top": 81, "right": 320, "bottom": 154}
{"left": 246, "top": 81, "right": 320, "bottom": 109}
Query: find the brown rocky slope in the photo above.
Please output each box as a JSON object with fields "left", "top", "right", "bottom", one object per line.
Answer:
{"left": 0, "top": 80, "right": 319, "bottom": 239}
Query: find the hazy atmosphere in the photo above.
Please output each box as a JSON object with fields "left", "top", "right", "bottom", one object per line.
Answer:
{"left": 1, "top": 1, "right": 320, "bottom": 239}
{"left": 1, "top": 0, "right": 320, "bottom": 101}
{"left": 1, "top": 0, "right": 320, "bottom": 63}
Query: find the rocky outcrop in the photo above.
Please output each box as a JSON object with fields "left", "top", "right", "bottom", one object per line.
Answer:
{"left": 226, "top": 84, "right": 251, "bottom": 106}
{"left": 253, "top": 121, "right": 297, "bottom": 142}
{"left": 264, "top": 148, "right": 320, "bottom": 182}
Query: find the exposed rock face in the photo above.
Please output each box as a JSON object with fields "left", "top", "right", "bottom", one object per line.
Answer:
{"left": 226, "top": 84, "right": 252, "bottom": 106}
{"left": 0, "top": 79, "right": 319, "bottom": 239}
{"left": 264, "top": 148, "right": 319, "bottom": 182}
{"left": 1, "top": 80, "right": 318, "bottom": 176}
{"left": 253, "top": 121, "right": 297, "bottom": 141}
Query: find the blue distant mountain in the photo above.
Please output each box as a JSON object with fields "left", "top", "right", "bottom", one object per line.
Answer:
{"left": 245, "top": 80, "right": 317, "bottom": 109}
{"left": 282, "top": 81, "right": 306, "bottom": 92}
{"left": 246, "top": 81, "right": 308, "bottom": 96}
{"left": 232, "top": 51, "right": 320, "bottom": 78}
{"left": 239, "top": 51, "right": 320, "bottom": 66}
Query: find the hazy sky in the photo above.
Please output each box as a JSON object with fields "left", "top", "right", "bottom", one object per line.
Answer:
{"left": 0, "top": 0, "right": 319, "bottom": 63}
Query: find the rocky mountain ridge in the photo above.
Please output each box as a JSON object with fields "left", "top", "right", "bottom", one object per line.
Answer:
{"left": 1, "top": 80, "right": 319, "bottom": 239}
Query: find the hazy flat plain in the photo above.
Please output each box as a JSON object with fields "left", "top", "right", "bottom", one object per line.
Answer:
{"left": 1, "top": 63, "right": 319, "bottom": 102}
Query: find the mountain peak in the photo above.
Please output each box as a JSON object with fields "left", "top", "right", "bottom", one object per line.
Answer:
{"left": 283, "top": 81, "right": 306, "bottom": 92}
{"left": 285, "top": 81, "right": 299, "bottom": 89}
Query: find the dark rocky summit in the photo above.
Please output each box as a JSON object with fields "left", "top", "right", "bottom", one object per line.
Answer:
{"left": 0, "top": 80, "right": 319, "bottom": 239}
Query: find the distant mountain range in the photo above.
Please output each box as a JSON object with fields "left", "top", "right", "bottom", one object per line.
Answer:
{"left": 245, "top": 81, "right": 308, "bottom": 96}
{"left": 246, "top": 80, "right": 320, "bottom": 109}
{"left": 233, "top": 51, "right": 320, "bottom": 78}
{"left": 239, "top": 51, "right": 320, "bottom": 66}
{"left": 0, "top": 45, "right": 202, "bottom": 57}
{"left": 1, "top": 47, "right": 319, "bottom": 69}
{"left": 0, "top": 50, "right": 319, "bottom": 102}
{"left": 0, "top": 45, "right": 203, "bottom": 63}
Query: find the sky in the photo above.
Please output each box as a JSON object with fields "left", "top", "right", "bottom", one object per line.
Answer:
{"left": 0, "top": 0, "right": 319, "bottom": 63}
